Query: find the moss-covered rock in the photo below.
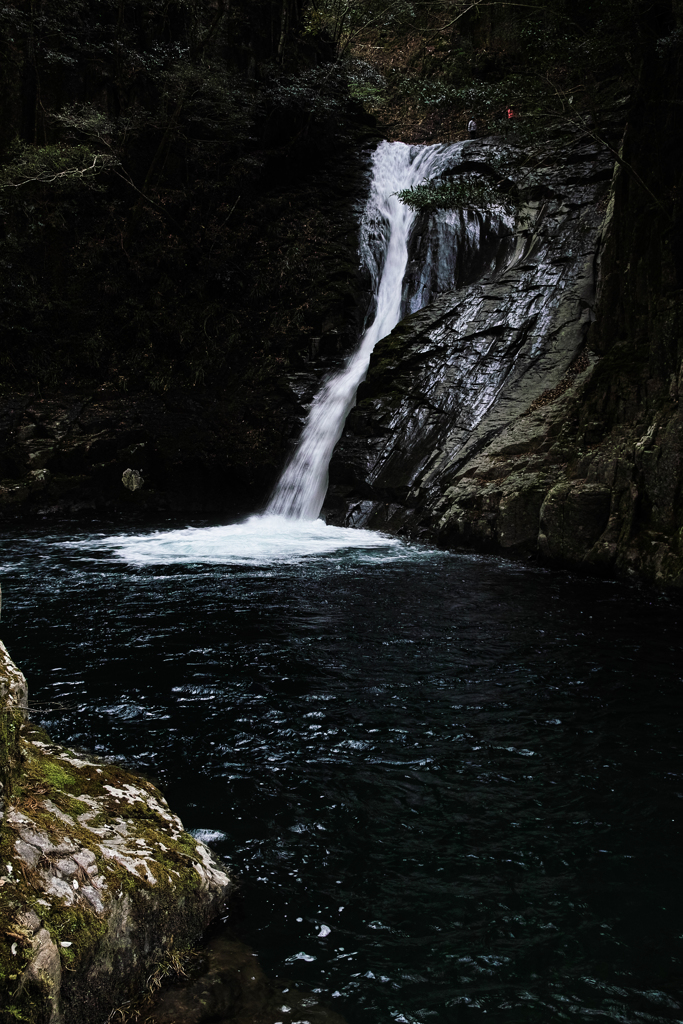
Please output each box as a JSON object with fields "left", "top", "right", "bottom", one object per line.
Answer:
{"left": 0, "top": 641, "right": 232, "bottom": 1024}
{"left": 0, "top": 638, "right": 27, "bottom": 803}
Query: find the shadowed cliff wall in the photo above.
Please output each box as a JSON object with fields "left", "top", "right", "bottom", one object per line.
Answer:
{"left": 328, "top": 1, "right": 683, "bottom": 587}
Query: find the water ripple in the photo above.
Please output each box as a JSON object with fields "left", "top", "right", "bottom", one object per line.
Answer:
{"left": 0, "top": 521, "right": 681, "bottom": 1024}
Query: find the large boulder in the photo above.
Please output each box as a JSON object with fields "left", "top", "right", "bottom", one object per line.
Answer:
{"left": 0, "top": 641, "right": 232, "bottom": 1024}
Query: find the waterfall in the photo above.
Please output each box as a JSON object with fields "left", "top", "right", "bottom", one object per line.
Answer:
{"left": 96, "top": 139, "right": 505, "bottom": 564}
{"left": 267, "top": 139, "right": 469, "bottom": 521}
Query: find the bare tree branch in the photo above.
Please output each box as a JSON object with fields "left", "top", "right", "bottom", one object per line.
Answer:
{"left": 0, "top": 154, "right": 119, "bottom": 190}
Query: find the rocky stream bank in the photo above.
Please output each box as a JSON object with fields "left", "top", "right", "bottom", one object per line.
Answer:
{"left": 0, "top": 634, "right": 231, "bottom": 1022}
{"left": 0, "top": 634, "right": 348, "bottom": 1024}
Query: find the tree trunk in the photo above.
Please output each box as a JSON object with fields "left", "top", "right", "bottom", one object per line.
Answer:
{"left": 278, "top": 0, "right": 289, "bottom": 60}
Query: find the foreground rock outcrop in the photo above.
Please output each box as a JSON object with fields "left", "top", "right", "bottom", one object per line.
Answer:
{"left": 0, "top": 640, "right": 232, "bottom": 1024}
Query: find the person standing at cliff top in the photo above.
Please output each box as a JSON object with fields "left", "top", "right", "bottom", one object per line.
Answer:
{"left": 467, "top": 117, "right": 477, "bottom": 138}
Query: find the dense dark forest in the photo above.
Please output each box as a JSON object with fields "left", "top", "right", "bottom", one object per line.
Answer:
{"left": 0, "top": 0, "right": 680, "bottom": 513}
{"left": 0, "top": 0, "right": 375, "bottom": 500}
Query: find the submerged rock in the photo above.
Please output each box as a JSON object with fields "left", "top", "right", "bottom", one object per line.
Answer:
{"left": 144, "top": 933, "right": 347, "bottom": 1024}
{"left": 0, "top": 640, "right": 232, "bottom": 1023}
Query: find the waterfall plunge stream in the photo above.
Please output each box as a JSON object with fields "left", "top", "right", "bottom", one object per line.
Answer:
{"left": 97, "top": 141, "right": 475, "bottom": 563}
{"left": 268, "top": 140, "right": 466, "bottom": 521}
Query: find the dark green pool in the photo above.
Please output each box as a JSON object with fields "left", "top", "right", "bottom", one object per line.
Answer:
{"left": 1, "top": 518, "right": 682, "bottom": 1023}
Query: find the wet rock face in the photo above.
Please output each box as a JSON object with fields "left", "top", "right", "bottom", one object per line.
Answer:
{"left": 326, "top": 134, "right": 614, "bottom": 539}
{"left": 323, "top": 10, "right": 683, "bottom": 587}
{"left": 328, "top": 86, "right": 683, "bottom": 587}
{"left": 401, "top": 195, "right": 516, "bottom": 318}
{"left": 0, "top": 641, "right": 232, "bottom": 1024}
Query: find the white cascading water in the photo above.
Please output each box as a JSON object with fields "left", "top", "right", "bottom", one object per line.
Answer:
{"left": 267, "top": 140, "right": 465, "bottom": 521}
{"left": 94, "top": 141, "right": 472, "bottom": 563}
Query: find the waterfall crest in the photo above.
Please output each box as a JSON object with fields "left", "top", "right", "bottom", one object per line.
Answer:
{"left": 267, "top": 139, "right": 470, "bottom": 521}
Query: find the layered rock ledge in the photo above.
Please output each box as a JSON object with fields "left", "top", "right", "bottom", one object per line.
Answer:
{"left": 0, "top": 639, "right": 232, "bottom": 1023}
{"left": 325, "top": 133, "right": 616, "bottom": 545}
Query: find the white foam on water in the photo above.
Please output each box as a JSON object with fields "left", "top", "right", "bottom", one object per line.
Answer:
{"left": 189, "top": 829, "right": 229, "bottom": 844}
{"left": 85, "top": 515, "right": 401, "bottom": 565}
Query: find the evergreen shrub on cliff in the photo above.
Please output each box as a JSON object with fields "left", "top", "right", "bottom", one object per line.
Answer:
{"left": 396, "top": 172, "right": 514, "bottom": 211}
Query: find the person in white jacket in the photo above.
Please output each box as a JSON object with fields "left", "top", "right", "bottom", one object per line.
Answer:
{"left": 467, "top": 117, "right": 477, "bottom": 138}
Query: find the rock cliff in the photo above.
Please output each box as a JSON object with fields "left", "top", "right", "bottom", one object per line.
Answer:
{"left": 325, "top": 132, "right": 617, "bottom": 548}
{"left": 326, "top": 33, "right": 683, "bottom": 587}
{"left": 0, "top": 134, "right": 372, "bottom": 520}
